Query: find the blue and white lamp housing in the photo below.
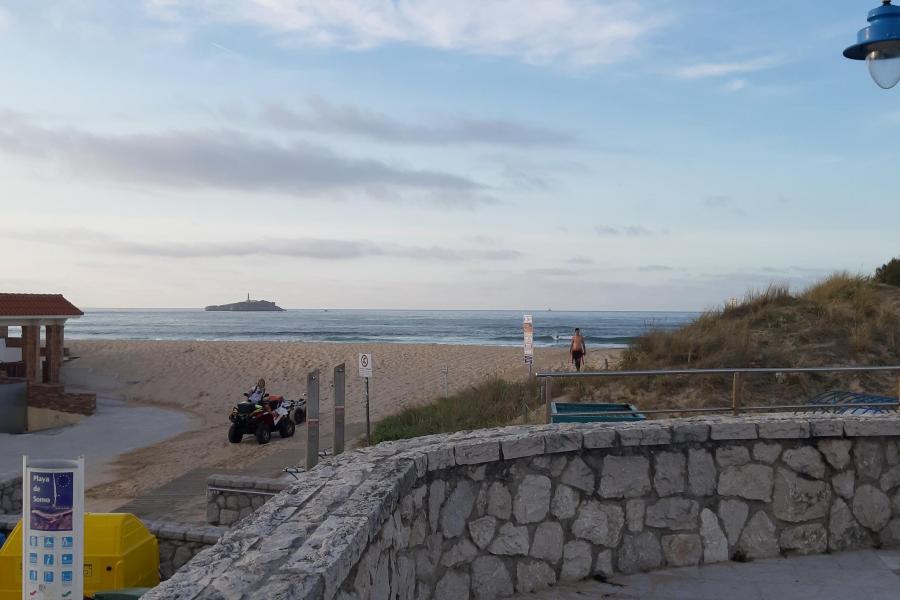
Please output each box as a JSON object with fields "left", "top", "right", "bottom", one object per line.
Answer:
{"left": 844, "top": 0, "right": 900, "bottom": 89}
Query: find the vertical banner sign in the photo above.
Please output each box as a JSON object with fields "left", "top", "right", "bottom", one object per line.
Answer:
{"left": 22, "top": 456, "right": 85, "bottom": 600}
{"left": 333, "top": 363, "right": 345, "bottom": 456}
{"left": 306, "top": 370, "right": 320, "bottom": 470}
{"left": 523, "top": 315, "right": 534, "bottom": 366}
{"left": 358, "top": 353, "right": 373, "bottom": 445}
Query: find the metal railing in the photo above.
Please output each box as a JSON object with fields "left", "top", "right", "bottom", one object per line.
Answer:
{"left": 536, "top": 366, "right": 900, "bottom": 424}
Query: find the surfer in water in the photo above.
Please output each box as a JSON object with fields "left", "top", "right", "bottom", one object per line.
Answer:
{"left": 570, "top": 328, "right": 586, "bottom": 371}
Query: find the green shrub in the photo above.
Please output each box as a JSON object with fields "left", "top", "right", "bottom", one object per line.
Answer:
{"left": 875, "top": 258, "right": 900, "bottom": 287}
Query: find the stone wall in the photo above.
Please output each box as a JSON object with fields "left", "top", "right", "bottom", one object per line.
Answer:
{"left": 0, "top": 473, "right": 22, "bottom": 514}
{"left": 139, "top": 414, "right": 900, "bottom": 600}
{"left": 206, "top": 474, "right": 288, "bottom": 526}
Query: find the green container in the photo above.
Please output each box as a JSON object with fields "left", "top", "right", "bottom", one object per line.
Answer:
{"left": 551, "top": 402, "right": 646, "bottom": 424}
{"left": 93, "top": 588, "right": 152, "bottom": 599}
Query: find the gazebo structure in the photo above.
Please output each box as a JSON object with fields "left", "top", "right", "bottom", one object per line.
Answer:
{"left": 0, "top": 293, "right": 83, "bottom": 384}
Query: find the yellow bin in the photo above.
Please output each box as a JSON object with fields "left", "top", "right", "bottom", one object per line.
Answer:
{"left": 0, "top": 513, "right": 159, "bottom": 599}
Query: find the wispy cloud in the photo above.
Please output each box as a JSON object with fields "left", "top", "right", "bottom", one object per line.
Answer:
{"left": 145, "top": 0, "right": 669, "bottom": 67}
{"left": 723, "top": 79, "right": 747, "bottom": 93}
{"left": 702, "top": 195, "right": 746, "bottom": 215}
{"left": 595, "top": 225, "right": 658, "bottom": 237}
{"left": 262, "top": 98, "right": 578, "bottom": 148}
{"left": 674, "top": 56, "right": 780, "bottom": 80}
{"left": 12, "top": 228, "right": 523, "bottom": 262}
{"left": 0, "top": 112, "right": 488, "bottom": 206}
{"left": 637, "top": 264, "right": 674, "bottom": 272}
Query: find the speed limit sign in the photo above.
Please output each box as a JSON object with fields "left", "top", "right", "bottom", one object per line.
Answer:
{"left": 358, "top": 353, "right": 373, "bottom": 378}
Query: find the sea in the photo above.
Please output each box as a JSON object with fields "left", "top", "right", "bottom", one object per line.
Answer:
{"left": 58, "top": 309, "right": 700, "bottom": 348}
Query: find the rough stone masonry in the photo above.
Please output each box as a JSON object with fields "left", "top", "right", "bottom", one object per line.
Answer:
{"left": 144, "top": 413, "right": 900, "bottom": 600}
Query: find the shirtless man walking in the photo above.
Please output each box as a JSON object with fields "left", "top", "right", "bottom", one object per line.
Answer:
{"left": 570, "top": 328, "right": 587, "bottom": 372}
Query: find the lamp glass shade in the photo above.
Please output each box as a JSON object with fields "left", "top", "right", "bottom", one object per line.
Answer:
{"left": 867, "top": 48, "right": 900, "bottom": 88}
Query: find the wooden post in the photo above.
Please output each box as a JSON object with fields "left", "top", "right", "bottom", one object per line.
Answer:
{"left": 45, "top": 324, "right": 64, "bottom": 384}
{"left": 306, "top": 369, "right": 320, "bottom": 470}
{"left": 21, "top": 325, "right": 41, "bottom": 384}
{"left": 333, "top": 363, "right": 345, "bottom": 456}
{"left": 544, "top": 377, "right": 553, "bottom": 424}
{"left": 732, "top": 372, "right": 743, "bottom": 416}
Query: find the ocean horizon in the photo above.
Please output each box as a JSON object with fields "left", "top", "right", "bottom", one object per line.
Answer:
{"left": 56, "top": 309, "right": 700, "bottom": 348}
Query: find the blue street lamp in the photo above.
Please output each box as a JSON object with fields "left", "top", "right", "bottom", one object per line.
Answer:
{"left": 844, "top": 0, "right": 900, "bottom": 89}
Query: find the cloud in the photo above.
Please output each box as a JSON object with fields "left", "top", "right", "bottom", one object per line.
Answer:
{"left": 12, "top": 228, "right": 523, "bottom": 262}
{"left": 0, "top": 113, "right": 488, "bottom": 206}
{"left": 526, "top": 268, "right": 580, "bottom": 277}
{"left": 594, "top": 225, "right": 657, "bottom": 237}
{"left": 144, "top": 0, "right": 667, "bottom": 67}
{"left": 723, "top": 79, "right": 746, "bottom": 93}
{"left": 702, "top": 195, "right": 746, "bottom": 215}
{"left": 637, "top": 265, "right": 674, "bottom": 272}
{"left": 568, "top": 256, "right": 595, "bottom": 265}
{"left": 674, "top": 56, "right": 779, "bottom": 80}
{"left": 262, "top": 98, "right": 578, "bottom": 147}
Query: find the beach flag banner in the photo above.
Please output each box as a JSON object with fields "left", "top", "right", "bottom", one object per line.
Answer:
{"left": 22, "top": 456, "right": 85, "bottom": 600}
{"left": 358, "top": 353, "right": 373, "bottom": 378}
{"left": 523, "top": 315, "right": 534, "bottom": 364}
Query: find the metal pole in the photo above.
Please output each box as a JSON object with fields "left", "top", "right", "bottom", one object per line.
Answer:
{"left": 732, "top": 372, "right": 743, "bottom": 416}
{"left": 544, "top": 377, "right": 553, "bottom": 424}
{"left": 365, "top": 376, "right": 371, "bottom": 445}
{"left": 334, "top": 363, "right": 345, "bottom": 455}
{"left": 306, "top": 369, "right": 320, "bottom": 470}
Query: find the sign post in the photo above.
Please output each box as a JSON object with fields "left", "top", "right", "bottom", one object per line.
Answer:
{"left": 306, "top": 370, "right": 320, "bottom": 470}
{"left": 358, "top": 353, "right": 373, "bottom": 445}
{"left": 523, "top": 315, "right": 534, "bottom": 377}
{"left": 22, "top": 455, "right": 85, "bottom": 600}
{"left": 333, "top": 363, "right": 345, "bottom": 456}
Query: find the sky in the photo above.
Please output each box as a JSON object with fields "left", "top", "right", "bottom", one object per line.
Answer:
{"left": 0, "top": 1, "right": 896, "bottom": 311}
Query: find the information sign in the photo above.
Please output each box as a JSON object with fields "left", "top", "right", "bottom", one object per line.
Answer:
{"left": 358, "top": 353, "right": 373, "bottom": 378}
{"left": 523, "top": 315, "right": 534, "bottom": 364}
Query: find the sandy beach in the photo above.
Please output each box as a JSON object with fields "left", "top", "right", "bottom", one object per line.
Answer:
{"left": 65, "top": 340, "right": 622, "bottom": 514}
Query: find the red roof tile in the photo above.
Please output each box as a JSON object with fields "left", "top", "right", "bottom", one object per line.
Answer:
{"left": 0, "top": 294, "right": 83, "bottom": 317}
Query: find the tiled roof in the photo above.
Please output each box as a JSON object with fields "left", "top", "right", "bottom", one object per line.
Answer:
{"left": 0, "top": 294, "right": 83, "bottom": 317}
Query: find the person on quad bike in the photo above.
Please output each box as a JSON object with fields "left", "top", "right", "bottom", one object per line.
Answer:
{"left": 247, "top": 378, "right": 267, "bottom": 404}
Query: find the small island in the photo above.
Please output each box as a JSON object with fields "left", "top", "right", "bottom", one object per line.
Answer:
{"left": 205, "top": 295, "right": 285, "bottom": 312}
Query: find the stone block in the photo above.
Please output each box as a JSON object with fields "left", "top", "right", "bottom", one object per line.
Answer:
{"left": 645, "top": 497, "right": 699, "bottom": 531}
{"left": 501, "top": 435, "right": 544, "bottom": 460}
{"left": 661, "top": 534, "right": 702, "bottom": 567}
{"left": 854, "top": 440, "right": 884, "bottom": 480}
{"left": 818, "top": 439, "right": 852, "bottom": 470}
{"left": 757, "top": 419, "right": 809, "bottom": 439}
{"left": 486, "top": 482, "right": 511, "bottom": 520}
{"left": 435, "top": 570, "right": 469, "bottom": 600}
{"left": 688, "top": 449, "right": 716, "bottom": 496}
{"left": 672, "top": 421, "right": 709, "bottom": 443}
{"left": 715, "top": 445, "right": 750, "bottom": 467}
{"left": 833, "top": 471, "right": 855, "bottom": 500}
{"left": 717, "top": 464, "right": 773, "bottom": 502}
{"left": 551, "top": 484, "right": 580, "bottom": 520}
{"left": 440, "top": 480, "right": 476, "bottom": 538}
{"left": 599, "top": 455, "right": 651, "bottom": 498}
{"left": 880, "top": 518, "right": 900, "bottom": 547}
{"left": 617, "top": 532, "right": 662, "bottom": 574}
{"left": 468, "top": 516, "right": 497, "bottom": 550}
{"left": 572, "top": 500, "right": 624, "bottom": 546}
{"left": 488, "top": 522, "right": 529, "bottom": 556}
{"left": 544, "top": 429, "right": 583, "bottom": 454}
{"left": 653, "top": 451, "right": 685, "bottom": 497}
{"left": 619, "top": 424, "right": 671, "bottom": 446}
{"left": 845, "top": 417, "right": 900, "bottom": 437}
{"left": 881, "top": 465, "right": 900, "bottom": 492}
{"left": 426, "top": 446, "right": 455, "bottom": 472}
{"left": 206, "top": 503, "right": 220, "bottom": 525}
{"left": 829, "top": 498, "right": 871, "bottom": 552}
{"left": 737, "top": 511, "right": 778, "bottom": 560}
{"left": 560, "top": 540, "right": 593, "bottom": 582}
{"left": 583, "top": 428, "right": 616, "bottom": 449}
{"left": 710, "top": 421, "right": 757, "bottom": 441}
{"left": 516, "top": 559, "right": 556, "bottom": 594}
{"left": 718, "top": 499, "right": 749, "bottom": 546}
{"left": 779, "top": 524, "right": 827, "bottom": 555}
{"left": 428, "top": 479, "right": 446, "bottom": 533}
{"left": 440, "top": 539, "right": 478, "bottom": 567}
{"left": 772, "top": 468, "right": 831, "bottom": 523}
{"left": 626, "top": 499, "right": 644, "bottom": 533}
{"left": 782, "top": 447, "right": 826, "bottom": 479}
{"left": 594, "top": 549, "right": 614, "bottom": 577}
{"left": 752, "top": 442, "right": 782, "bottom": 464}
{"left": 561, "top": 457, "right": 595, "bottom": 493}
{"left": 852, "top": 484, "right": 891, "bottom": 532}
{"left": 699, "top": 508, "right": 728, "bottom": 563}
{"left": 530, "top": 521, "right": 564, "bottom": 562}
{"left": 471, "top": 556, "right": 513, "bottom": 600}
{"left": 513, "top": 475, "right": 551, "bottom": 524}
{"left": 454, "top": 440, "right": 500, "bottom": 466}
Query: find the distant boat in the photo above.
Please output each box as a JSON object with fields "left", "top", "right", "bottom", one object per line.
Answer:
{"left": 205, "top": 294, "right": 285, "bottom": 312}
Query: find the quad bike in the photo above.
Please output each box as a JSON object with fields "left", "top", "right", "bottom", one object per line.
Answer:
{"left": 228, "top": 393, "right": 307, "bottom": 445}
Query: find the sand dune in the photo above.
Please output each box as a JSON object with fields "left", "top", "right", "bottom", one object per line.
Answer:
{"left": 65, "top": 340, "right": 621, "bottom": 510}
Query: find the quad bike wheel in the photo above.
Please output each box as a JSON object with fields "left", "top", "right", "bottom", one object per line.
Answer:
{"left": 294, "top": 407, "right": 307, "bottom": 425}
{"left": 255, "top": 423, "right": 272, "bottom": 445}
{"left": 228, "top": 424, "right": 243, "bottom": 444}
{"left": 279, "top": 417, "right": 296, "bottom": 438}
